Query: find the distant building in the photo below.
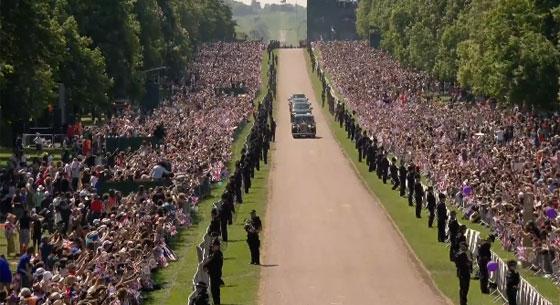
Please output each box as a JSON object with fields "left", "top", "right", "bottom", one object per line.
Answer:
{"left": 251, "top": 0, "right": 261, "bottom": 9}
{"left": 307, "top": 0, "right": 359, "bottom": 41}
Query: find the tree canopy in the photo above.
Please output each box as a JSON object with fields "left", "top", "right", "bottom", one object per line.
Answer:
{"left": 356, "top": 0, "right": 560, "bottom": 107}
{"left": 0, "top": 0, "right": 236, "bottom": 127}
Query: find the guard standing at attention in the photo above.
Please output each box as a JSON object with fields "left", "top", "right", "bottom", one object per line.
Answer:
{"left": 246, "top": 210, "right": 262, "bottom": 265}
{"left": 436, "top": 193, "right": 448, "bottom": 242}
{"left": 398, "top": 162, "right": 407, "bottom": 197}
{"left": 380, "top": 154, "right": 390, "bottom": 184}
{"left": 208, "top": 208, "right": 221, "bottom": 237}
{"left": 477, "top": 235, "right": 494, "bottom": 294}
{"left": 242, "top": 159, "right": 252, "bottom": 194}
{"left": 455, "top": 242, "right": 472, "bottom": 305}
{"left": 203, "top": 239, "right": 224, "bottom": 305}
{"left": 390, "top": 158, "right": 399, "bottom": 190}
{"left": 448, "top": 211, "right": 460, "bottom": 261}
{"left": 426, "top": 187, "right": 436, "bottom": 227}
{"left": 190, "top": 281, "right": 210, "bottom": 305}
{"left": 218, "top": 195, "right": 235, "bottom": 242}
{"left": 233, "top": 162, "right": 243, "bottom": 203}
{"left": 506, "top": 260, "right": 520, "bottom": 305}
{"left": 368, "top": 141, "right": 377, "bottom": 173}
{"left": 270, "top": 119, "right": 276, "bottom": 142}
{"left": 414, "top": 179, "right": 424, "bottom": 218}
{"left": 406, "top": 167, "right": 416, "bottom": 206}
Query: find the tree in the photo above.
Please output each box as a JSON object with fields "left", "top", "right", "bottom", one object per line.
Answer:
{"left": 57, "top": 17, "right": 112, "bottom": 112}
{"left": 199, "top": 0, "right": 236, "bottom": 42}
{"left": 134, "top": 0, "right": 165, "bottom": 70}
{"left": 68, "top": 0, "right": 144, "bottom": 100}
{"left": 0, "top": 0, "right": 65, "bottom": 123}
{"left": 457, "top": 0, "right": 560, "bottom": 106}
{"left": 355, "top": 0, "right": 560, "bottom": 106}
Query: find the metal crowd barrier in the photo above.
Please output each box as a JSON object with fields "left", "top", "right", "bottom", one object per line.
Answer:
{"left": 309, "top": 46, "right": 555, "bottom": 305}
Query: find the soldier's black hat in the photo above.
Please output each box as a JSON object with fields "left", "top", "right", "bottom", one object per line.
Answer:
{"left": 507, "top": 260, "right": 517, "bottom": 267}
{"left": 250, "top": 209, "right": 256, "bottom": 214}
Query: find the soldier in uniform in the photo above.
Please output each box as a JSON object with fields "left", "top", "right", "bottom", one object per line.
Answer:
{"left": 208, "top": 208, "right": 221, "bottom": 237}
{"left": 357, "top": 131, "right": 366, "bottom": 162}
{"left": 448, "top": 211, "right": 460, "bottom": 261}
{"left": 399, "top": 162, "right": 407, "bottom": 197}
{"left": 233, "top": 162, "right": 243, "bottom": 203}
{"left": 262, "top": 129, "right": 270, "bottom": 164}
{"left": 506, "top": 260, "right": 520, "bottom": 305}
{"left": 190, "top": 281, "right": 210, "bottom": 305}
{"left": 376, "top": 149, "right": 384, "bottom": 178}
{"left": 367, "top": 140, "right": 377, "bottom": 173}
{"left": 380, "top": 153, "right": 390, "bottom": 184}
{"left": 455, "top": 242, "right": 472, "bottom": 305}
{"left": 406, "top": 167, "right": 416, "bottom": 206}
{"left": 242, "top": 159, "right": 252, "bottom": 194}
{"left": 270, "top": 119, "right": 276, "bottom": 142}
{"left": 436, "top": 194, "right": 448, "bottom": 242}
{"left": 219, "top": 195, "right": 235, "bottom": 242}
{"left": 426, "top": 187, "right": 436, "bottom": 227}
{"left": 246, "top": 210, "right": 262, "bottom": 265}
{"left": 414, "top": 179, "right": 424, "bottom": 218}
{"left": 203, "top": 239, "right": 224, "bottom": 305}
{"left": 390, "top": 158, "right": 399, "bottom": 190}
{"left": 477, "top": 235, "right": 494, "bottom": 294}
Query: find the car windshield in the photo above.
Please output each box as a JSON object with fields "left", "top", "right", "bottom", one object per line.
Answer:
{"left": 294, "top": 103, "right": 310, "bottom": 111}
{"left": 292, "top": 94, "right": 306, "bottom": 99}
{"left": 291, "top": 98, "right": 307, "bottom": 104}
{"left": 295, "top": 116, "right": 314, "bottom": 124}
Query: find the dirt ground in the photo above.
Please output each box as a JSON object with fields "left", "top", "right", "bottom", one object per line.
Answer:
{"left": 258, "top": 49, "right": 448, "bottom": 305}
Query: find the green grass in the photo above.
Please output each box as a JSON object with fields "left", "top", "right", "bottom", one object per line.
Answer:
{"left": 304, "top": 51, "right": 560, "bottom": 305}
{"left": 144, "top": 50, "right": 274, "bottom": 305}
{"left": 0, "top": 147, "right": 63, "bottom": 167}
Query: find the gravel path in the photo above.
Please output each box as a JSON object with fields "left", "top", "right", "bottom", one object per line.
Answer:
{"left": 258, "top": 49, "right": 448, "bottom": 305}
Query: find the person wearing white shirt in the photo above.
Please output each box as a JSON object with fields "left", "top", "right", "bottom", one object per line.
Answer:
{"left": 151, "top": 164, "right": 170, "bottom": 180}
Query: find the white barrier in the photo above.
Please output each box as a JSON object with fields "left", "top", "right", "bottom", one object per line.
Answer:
{"left": 310, "top": 46, "right": 555, "bottom": 305}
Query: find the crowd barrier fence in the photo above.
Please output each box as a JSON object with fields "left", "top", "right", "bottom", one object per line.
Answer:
{"left": 105, "top": 136, "right": 159, "bottom": 152}
{"left": 308, "top": 46, "right": 555, "bottom": 305}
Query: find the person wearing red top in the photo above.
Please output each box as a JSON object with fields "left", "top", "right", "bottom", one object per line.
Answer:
{"left": 82, "top": 138, "right": 91, "bottom": 156}
{"left": 90, "top": 195, "right": 103, "bottom": 220}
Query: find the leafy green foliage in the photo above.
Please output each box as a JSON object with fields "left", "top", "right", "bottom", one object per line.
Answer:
{"left": 356, "top": 0, "right": 560, "bottom": 106}
{"left": 0, "top": 0, "right": 236, "bottom": 127}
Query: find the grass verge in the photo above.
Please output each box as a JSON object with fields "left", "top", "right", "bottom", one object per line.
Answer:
{"left": 143, "top": 49, "right": 274, "bottom": 305}
{"left": 304, "top": 50, "right": 560, "bottom": 305}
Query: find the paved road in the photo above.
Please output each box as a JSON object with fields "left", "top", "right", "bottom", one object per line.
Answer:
{"left": 259, "top": 49, "right": 448, "bottom": 305}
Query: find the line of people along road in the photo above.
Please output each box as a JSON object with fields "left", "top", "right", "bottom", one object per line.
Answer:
{"left": 190, "top": 51, "right": 277, "bottom": 305}
{"left": 328, "top": 81, "right": 521, "bottom": 305}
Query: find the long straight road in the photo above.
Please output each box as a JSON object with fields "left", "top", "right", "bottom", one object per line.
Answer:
{"left": 259, "top": 49, "right": 448, "bottom": 305}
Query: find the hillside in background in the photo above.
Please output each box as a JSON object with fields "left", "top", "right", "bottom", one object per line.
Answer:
{"left": 226, "top": 0, "right": 306, "bottom": 45}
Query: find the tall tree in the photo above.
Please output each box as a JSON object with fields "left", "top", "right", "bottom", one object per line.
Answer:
{"left": 0, "top": 0, "right": 64, "bottom": 123}
{"left": 68, "top": 0, "right": 144, "bottom": 100}
{"left": 134, "top": 0, "right": 165, "bottom": 70}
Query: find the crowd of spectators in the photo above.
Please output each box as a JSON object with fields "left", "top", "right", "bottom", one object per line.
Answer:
{"left": 313, "top": 40, "right": 560, "bottom": 277}
{"left": 0, "top": 41, "right": 265, "bottom": 304}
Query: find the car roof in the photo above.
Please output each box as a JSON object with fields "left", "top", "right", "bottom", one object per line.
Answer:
{"left": 291, "top": 98, "right": 308, "bottom": 103}
{"left": 294, "top": 113, "right": 314, "bottom": 117}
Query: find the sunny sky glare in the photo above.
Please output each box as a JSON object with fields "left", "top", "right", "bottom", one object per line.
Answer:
{"left": 237, "top": 0, "right": 307, "bottom": 7}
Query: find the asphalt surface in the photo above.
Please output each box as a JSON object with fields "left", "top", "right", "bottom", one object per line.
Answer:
{"left": 258, "top": 49, "right": 448, "bottom": 305}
